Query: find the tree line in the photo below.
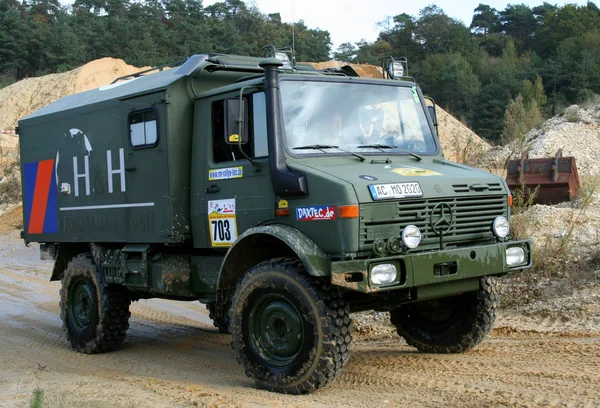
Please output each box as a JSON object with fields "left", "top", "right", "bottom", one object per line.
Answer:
{"left": 0, "top": 0, "right": 330, "bottom": 82}
{"left": 1, "top": 0, "right": 600, "bottom": 143}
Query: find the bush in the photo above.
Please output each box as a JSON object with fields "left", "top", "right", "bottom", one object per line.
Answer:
{"left": 500, "top": 178, "right": 599, "bottom": 308}
{"left": 563, "top": 105, "right": 579, "bottom": 122}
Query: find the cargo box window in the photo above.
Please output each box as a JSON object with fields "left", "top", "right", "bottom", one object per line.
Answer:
{"left": 130, "top": 110, "right": 158, "bottom": 147}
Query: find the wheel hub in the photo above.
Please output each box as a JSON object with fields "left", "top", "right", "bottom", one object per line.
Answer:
{"left": 69, "top": 279, "right": 94, "bottom": 332}
{"left": 250, "top": 294, "right": 304, "bottom": 367}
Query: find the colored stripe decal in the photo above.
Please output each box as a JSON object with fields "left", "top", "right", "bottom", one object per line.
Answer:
{"left": 23, "top": 162, "right": 39, "bottom": 233}
{"left": 43, "top": 166, "right": 58, "bottom": 233}
{"left": 28, "top": 159, "right": 54, "bottom": 234}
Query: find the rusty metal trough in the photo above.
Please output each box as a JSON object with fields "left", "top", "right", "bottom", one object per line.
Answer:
{"left": 505, "top": 149, "right": 581, "bottom": 205}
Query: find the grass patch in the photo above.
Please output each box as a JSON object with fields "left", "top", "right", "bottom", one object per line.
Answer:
{"left": 30, "top": 388, "right": 45, "bottom": 408}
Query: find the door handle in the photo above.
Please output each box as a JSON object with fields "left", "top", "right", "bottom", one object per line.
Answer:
{"left": 125, "top": 167, "right": 136, "bottom": 172}
{"left": 205, "top": 184, "right": 220, "bottom": 194}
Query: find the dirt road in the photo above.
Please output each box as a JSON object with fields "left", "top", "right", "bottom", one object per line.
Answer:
{"left": 1, "top": 219, "right": 599, "bottom": 407}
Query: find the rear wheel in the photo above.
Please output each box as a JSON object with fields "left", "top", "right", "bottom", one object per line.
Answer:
{"left": 60, "top": 254, "right": 131, "bottom": 354}
{"left": 390, "top": 277, "right": 498, "bottom": 353}
{"left": 230, "top": 258, "right": 352, "bottom": 394}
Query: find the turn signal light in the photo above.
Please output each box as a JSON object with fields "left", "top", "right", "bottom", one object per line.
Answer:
{"left": 338, "top": 205, "right": 359, "bottom": 218}
{"left": 508, "top": 195, "right": 513, "bottom": 207}
{"left": 275, "top": 208, "right": 290, "bottom": 216}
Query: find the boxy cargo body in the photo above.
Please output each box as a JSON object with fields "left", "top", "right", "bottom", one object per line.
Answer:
{"left": 18, "top": 54, "right": 532, "bottom": 394}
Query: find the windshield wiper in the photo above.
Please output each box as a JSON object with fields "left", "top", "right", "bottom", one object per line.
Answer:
{"left": 293, "top": 145, "right": 366, "bottom": 162}
{"left": 356, "top": 144, "right": 422, "bottom": 161}
{"left": 293, "top": 144, "right": 337, "bottom": 152}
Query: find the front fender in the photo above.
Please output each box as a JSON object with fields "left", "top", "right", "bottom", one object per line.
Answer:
{"left": 217, "top": 224, "right": 331, "bottom": 293}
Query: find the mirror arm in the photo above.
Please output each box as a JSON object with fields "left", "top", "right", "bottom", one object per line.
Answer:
{"left": 237, "top": 86, "right": 260, "bottom": 168}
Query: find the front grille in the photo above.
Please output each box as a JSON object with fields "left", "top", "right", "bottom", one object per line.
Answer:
{"left": 360, "top": 195, "right": 507, "bottom": 251}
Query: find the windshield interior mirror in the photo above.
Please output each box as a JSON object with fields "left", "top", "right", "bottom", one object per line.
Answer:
{"left": 225, "top": 98, "right": 248, "bottom": 145}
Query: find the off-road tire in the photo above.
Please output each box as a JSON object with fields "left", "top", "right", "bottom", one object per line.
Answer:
{"left": 390, "top": 277, "right": 498, "bottom": 354}
{"left": 230, "top": 258, "right": 352, "bottom": 394}
{"left": 206, "top": 301, "right": 230, "bottom": 334}
{"left": 60, "top": 253, "right": 131, "bottom": 354}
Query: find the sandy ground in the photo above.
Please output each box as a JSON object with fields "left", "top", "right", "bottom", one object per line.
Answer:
{"left": 0, "top": 207, "right": 599, "bottom": 407}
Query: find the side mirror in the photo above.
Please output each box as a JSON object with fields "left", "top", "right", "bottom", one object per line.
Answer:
{"left": 225, "top": 98, "right": 248, "bottom": 145}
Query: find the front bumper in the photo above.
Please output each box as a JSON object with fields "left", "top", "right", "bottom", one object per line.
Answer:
{"left": 331, "top": 239, "right": 531, "bottom": 295}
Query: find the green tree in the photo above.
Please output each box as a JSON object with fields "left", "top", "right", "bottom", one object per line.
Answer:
{"left": 414, "top": 5, "right": 474, "bottom": 57}
{"left": 470, "top": 4, "right": 500, "bottom": 37}
{"left": 377, "top": 13, "right": 420, "bottom": 61}
{"left": 293, "top": 20, "right": 331, "bottom": 62}
{"left": 333, "top": 42, "right": 357, "bottom": 62}
{"left": 415, "top": 53, "right": 481, "bottom": 124}
{"left": 499, "top": 4, "right": 537, "bottom": 53}
{"left": 535, "top": 3, "right": 600, "bottom": 57}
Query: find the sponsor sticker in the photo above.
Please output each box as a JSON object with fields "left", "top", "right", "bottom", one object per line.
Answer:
{"left": 208, "top": 199, "right": 238, "bottom": 247}
{"left": 411, "top": 86, "right": 420, "bottom": 103}
{"left": 208, "top": 166, "right": 243, "bottom": 180}
{"left": 296, "top": 206, "right": 336, "bottom": 221}
{"left": 391, "top": 167, "right": 442, "bottom": 177}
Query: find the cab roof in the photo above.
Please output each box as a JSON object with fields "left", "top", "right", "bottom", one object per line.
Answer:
{"left": 19, "top": 53, "right": 366, "bottom": 125}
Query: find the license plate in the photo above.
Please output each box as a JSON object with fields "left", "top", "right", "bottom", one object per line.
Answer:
{"left": 369, "top": 182, "right": 423, "bottom": 200}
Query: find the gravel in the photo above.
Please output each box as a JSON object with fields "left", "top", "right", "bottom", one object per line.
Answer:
{"left": 482, "top": 102, "right": 600, "bottom": 175}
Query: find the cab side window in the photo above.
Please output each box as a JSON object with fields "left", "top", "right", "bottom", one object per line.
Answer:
{"left": 130, "top": 110, "right": 158, "bottom": 148}
{"left": 212, "top": 92, "right": 268, "bottom": 163}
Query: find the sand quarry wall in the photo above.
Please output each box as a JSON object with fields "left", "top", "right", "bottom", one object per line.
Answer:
{"left": 0, "top": 58, "right": 487, "bottom": 162}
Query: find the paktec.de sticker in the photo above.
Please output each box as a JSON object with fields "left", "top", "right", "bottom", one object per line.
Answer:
{"left": 296, "top": 206, "right": 336, "bottom": 221}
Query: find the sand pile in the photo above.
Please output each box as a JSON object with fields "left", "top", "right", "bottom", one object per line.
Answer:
{"left": 483, "top": 103, "right": 600, "bottom": 175}
{"left": 435, "top": 105, "right": 491, "bottom": 163}
{"left": 309, "top": 60, "right": 383, "bottom": 79}
{"left": 0, "top": 133, "right": 18, "bottom": 159}
{"left": 309, "top": 60, "right": 491, "bottom": 163}
{"left": 0, "top": 58, "right": 148, "bottom": 131}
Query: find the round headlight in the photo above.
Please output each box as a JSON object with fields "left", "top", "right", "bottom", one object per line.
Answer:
{"left": 492, "top": 216, "right": 509, "bottom": 238}
{"left": 387, "top": 61, "right": 404, "bottom": 79}
{"left": 402, "top": 225, "right": 421, "bottom": 249}
{"left": 275, "top": 52, "right": 291, "bottom": 68}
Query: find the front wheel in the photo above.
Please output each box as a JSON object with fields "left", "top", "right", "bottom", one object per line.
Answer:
{"left": 206, "top": 301, "right": 229, "bottom": 334}
{"left": 230, "top": 258, "right": 352, "bottom": 394}
{"left": 390, "top": 277, "right": 498, "bottom": 354}
{"left": 60, "top": 253, "right": 131, "bottom": 354}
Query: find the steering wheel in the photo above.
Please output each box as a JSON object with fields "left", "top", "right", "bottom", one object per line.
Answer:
{"left": 382, "top": 130, "right": 400, "bottom": 145}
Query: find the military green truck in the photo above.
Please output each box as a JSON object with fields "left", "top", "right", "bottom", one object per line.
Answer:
{"left": 18, "top": 52, "right": 531, "bottom": 394}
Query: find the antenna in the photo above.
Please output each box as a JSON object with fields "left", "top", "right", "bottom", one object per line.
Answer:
{"left": 291, "top": 0, "right": 296, "bottom": 68}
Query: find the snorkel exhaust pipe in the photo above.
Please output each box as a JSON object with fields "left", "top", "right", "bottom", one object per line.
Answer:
{"left": 260, "top": 58, "right": 307, "bottom": 197}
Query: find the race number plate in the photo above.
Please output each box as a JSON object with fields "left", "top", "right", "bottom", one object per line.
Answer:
{"left": 208, "top": 199, "right": 238, "bottom": 247}
{"left": 368, "top": 182, "right": 423, "bottom": 200}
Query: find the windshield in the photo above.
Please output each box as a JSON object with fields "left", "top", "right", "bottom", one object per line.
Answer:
{"left": 280, "top": 80, "right": 436, "bottom": 155}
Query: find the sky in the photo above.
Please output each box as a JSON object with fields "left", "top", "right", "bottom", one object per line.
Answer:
{"left": 203, "top": 0, "right": 593, "bottom": 50}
